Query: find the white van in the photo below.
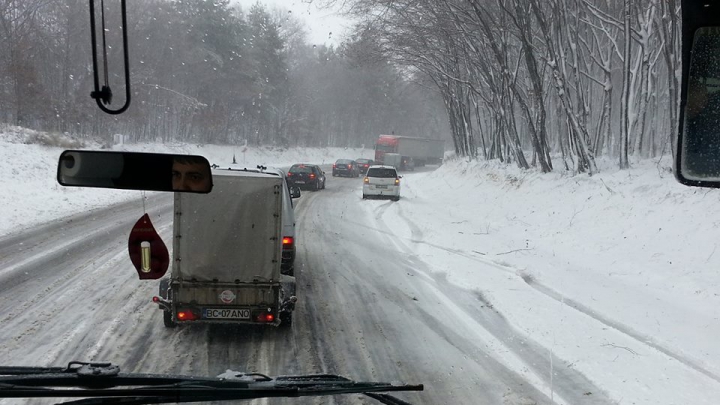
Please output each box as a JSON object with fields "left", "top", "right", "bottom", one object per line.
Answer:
{"left": 363, "top": 165, "right": 401, "bottom": 201}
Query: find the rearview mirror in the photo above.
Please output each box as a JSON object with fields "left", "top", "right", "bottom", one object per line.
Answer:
{"left": 677, "top": 25, "right": 720, "bottom": 187}
{"left": 290, "top": 186, "right": 301, "bottom": 198}
{"left": 57, "top": 150, "right": 213, "bottom": 193}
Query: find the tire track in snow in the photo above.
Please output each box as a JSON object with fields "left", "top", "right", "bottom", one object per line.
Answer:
{"left": 520, "top": 274, "right": 720, "bottom": 385}
{"left": 392, "top": 200, "right": 720, "bottom": 386}
{"left": 379, "top": 202, "right": 614, "bottom": 404}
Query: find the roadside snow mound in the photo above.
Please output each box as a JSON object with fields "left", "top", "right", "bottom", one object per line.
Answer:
{"left": 383, "top": 156, "right": 720, "bottom": 405}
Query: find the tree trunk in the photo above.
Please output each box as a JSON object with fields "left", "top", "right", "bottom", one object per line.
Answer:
{"left": 619, "top": 0, "right": 632, "bottom": 169}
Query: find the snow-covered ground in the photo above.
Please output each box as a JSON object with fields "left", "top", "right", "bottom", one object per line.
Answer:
{"left": 371, "top": 157, "right": 720, "bottom": 404}
{"left": 0, "top": 126, "right": 372, "bottom": 236}
{"left": 3, "top": 125, "right": 720, "bottom": 404}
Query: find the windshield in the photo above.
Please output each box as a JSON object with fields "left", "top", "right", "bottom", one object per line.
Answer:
{"left": 375, "top": 144, "right": 395, "bottom": 152}
{"left": 1, "top": 1, "right": 717, "bottom": 405}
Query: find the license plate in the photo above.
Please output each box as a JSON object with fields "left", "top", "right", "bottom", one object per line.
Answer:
{"left": 376, "top": 185, "right": 388, "bottom": 189}
{"left": 295, "top": 181, "right": 305, "bottom": 184}
{"left": 203, "top": 308, "right": 251, "bottom": 319}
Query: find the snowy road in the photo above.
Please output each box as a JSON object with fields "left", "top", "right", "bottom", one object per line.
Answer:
{"left": 0, "top": 173, "right": 610, "bottom": 405}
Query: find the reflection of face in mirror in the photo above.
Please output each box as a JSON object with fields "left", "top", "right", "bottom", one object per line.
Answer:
{"left": 172, "top": 156, "right": 212, "bottom": 192}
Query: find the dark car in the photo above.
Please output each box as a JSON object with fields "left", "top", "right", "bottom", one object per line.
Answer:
{"left": 287, "top": 164, "right": 326, "bottom": 191}
{"left": 401, "top": 156, "right": 415, "bottom": 171}
{"left": 356, "top": 158, "right": 375, "bottom": 174}
{"left": 332, "top": 159, "right": 360, "bottom": 177}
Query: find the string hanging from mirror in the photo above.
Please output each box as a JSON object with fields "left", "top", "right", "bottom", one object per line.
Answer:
{"left": 88, "top": 0, "right": 131, "bottom": 114}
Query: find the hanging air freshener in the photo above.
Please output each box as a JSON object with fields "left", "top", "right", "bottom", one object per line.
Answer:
{"left": 128, "top": 213, "right": 169, "bottom": 280}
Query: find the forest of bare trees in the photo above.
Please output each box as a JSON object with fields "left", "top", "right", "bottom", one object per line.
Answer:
{"left": 0, "top": 0, "right": 446, "bottom": 148}
{"left": 1, "top": 0, "right": 681, "bottom": 172}
{"left": 344, "top": 0, "right": 680, "bottom": 171}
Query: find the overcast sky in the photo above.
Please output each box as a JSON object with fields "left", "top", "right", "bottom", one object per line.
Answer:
{"left": 232, "top": 0, "right": 353, "bottom": 46}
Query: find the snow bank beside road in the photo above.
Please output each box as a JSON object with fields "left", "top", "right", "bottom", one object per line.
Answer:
{"left": 377, "top": 157, "right": 720, "bottom": 404}
{"left": 0, "top": 126, "right": 371, "bottom": 237}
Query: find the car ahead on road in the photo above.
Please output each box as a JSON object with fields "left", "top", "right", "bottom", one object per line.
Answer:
{"left": 363, "top": 165, "right": 401, "bottom": 201}
{"left": 333, "top": 159, "right": 360, "bottom": 177}
{"left": 287, "top": 164, "right": 326, "bottom": 191}
{"left": 401, "top": 156, "right": 415, "bottom": 171}
{"left": 356, "top": 158, "right": 375, "bottom": 174}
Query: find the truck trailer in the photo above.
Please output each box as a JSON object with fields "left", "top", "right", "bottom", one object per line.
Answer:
{"left": 154, "top": 167, "right": 298, "bottom": 327}
{"left": 374, "top": 135, "right": 444, "bottom": 166}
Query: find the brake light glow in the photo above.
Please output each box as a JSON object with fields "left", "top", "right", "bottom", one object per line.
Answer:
{"left": 347, "top": 164, "right": 352, "bottom": 169}
{"left": 364, "top": 164, "right": 369, "bottom": 167}
{"left": 333, "top": 164, "right": 336, "bottom": 168}
{"left": 177, "top": 310, "right": 198, "bottom": 321}
{"left": 282, "top": 237, "right": 294, "bottom": 249}
{"left": 309, "top": 174, "right": 316, "bottom": 179}
{"left": 257, "top": 312, "right": 275, "bottom": 322}
{"left": 152, "top": 296, "right": 159, "bottom": 302}
{"left": 287, "top": 172, "right": 293, "bottom": 176}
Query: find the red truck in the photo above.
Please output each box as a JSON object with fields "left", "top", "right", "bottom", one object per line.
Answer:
{"left": 374, "top": 135, "right": 444, "bottom": 167}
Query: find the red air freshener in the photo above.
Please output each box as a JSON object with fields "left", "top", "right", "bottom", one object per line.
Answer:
{"left": 128, "top": 213, "right": 169, "bottom": 279}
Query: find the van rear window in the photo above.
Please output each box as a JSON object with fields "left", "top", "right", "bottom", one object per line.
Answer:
{"left": 367, "top": 168, "right": 397, "bottom": 178}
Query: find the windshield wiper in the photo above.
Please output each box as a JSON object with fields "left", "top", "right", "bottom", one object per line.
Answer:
{"left": 0, "top": 362, "right": 423, "bottom": 405}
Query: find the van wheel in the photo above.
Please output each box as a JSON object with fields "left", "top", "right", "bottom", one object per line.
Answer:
{"left": 280, "top": 312, "right": 293, "bottom": 327}
{"left": 362, "top": 194, "right": 367, "bottom": 199}
{"left": 393, "top": 196, "right": 400, "bottom": 201}
{"left": 163, "top": 310, "right": 177, "bottom": 328}
{"left": 159, "top": 279, "right": 176, "bottom": 328}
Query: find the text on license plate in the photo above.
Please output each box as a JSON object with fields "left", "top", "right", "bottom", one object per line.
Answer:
{"left": 203, "top": 308, "right": 251, "bottom": 319}
{"left": 376, "top": 185, "right": 388, "bottom": 189}
{"left": 295, "top": 181, "right": 305, "bottom": 184}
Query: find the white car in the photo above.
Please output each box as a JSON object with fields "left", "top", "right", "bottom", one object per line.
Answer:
{"left": 363, "top": 165, "right": 401, "bottom": 201}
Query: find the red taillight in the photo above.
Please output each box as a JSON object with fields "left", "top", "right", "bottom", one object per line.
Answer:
{"left": 177, "top": 310, "right": 198, "bottom": 321}
{"left": 257, "top": 312, "right": 275, "bottom": 322}
{"left": 364, "top": 164, "right": 369, "bottom": 167}
{"left": 347, "top": 164, "right": 352, "bottom": 169}
{"left": 309, "top": 174, "right": 316, "bottom": 179}
{"left": 333, "top": 164, "right": 336, "bottom": 168}
{"left": 152, "top": 296, "right": 160, "bottom": 302}
{"left": 287, "top": 172, "right": 293, "bottom": 176}
{"left": 282, "top": 237, "right": 294, "bottom": 249}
